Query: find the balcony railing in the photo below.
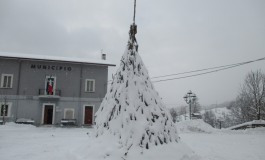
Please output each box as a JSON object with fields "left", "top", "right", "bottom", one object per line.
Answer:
{"left": 38, "top": 89, "right": 61, "bottom": 97}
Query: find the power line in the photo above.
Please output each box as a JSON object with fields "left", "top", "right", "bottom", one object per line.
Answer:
{"left": 152, "top": 57, "right": 265, "bottom": 83}
{"left": 151, "top": 57, "right": 265, "bottom": 79}
{"left": 153, "top": 64, "right": 242, "bottom": 83}
{"left": 151, "top": 63, "right": 238, "bottom": 79}
{"left": 107, "top": 57, "right": 265, "bottom": 84}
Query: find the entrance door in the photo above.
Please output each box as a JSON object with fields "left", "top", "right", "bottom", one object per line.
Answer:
{"left": 43, "top": 105, "right": 54, "bottom": 124}
{"left": 84, "top": 106, "right": 93, "bottom": 125}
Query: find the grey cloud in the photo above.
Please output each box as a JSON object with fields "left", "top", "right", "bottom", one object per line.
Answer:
{"left": 0, "top": 0, "right": 265, "bottom": 106}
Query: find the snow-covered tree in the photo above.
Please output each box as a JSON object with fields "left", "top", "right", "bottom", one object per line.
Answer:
{"left": 191, "top": 97, "right": 202, "bottom": 114}
{"left": 238, "top": 70, "right": 265, "bottom": 120}
{"left": 202, "top": 110, "right": 216, "bottom": 127}
{"left": 95, "top": 22, "right": 179, "bottom": 156}
{"left": 229, "top": 70, "right": 265, "bottom": 123}
{"left": 169, "top": 108, "right": 178, "bottom": 123}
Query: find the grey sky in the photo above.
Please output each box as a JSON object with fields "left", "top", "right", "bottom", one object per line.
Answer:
{"left": 0, "top": 0, "right": 265, "bottom": 107}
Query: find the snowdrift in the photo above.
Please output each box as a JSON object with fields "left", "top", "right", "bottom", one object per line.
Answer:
{"left": 177, "top": 119, "right": 217, "bottom": 133}
{"left": 1, "top": 122, "right": 36, "bottom": 129}
{"left": 75, "top": 133, "right": 200, "bottom": 160}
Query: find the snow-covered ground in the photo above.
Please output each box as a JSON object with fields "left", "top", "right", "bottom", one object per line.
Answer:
{"left": 177, "top": 120, "right": 265, "bottom": 160}
{"left": 1, "top": 122, "right": 265, "bottom": 160}
{"left": 177, "top": 119, "right": 218, "bottom": 133}
{"left": 181, "top": 131, "right": 265, "bottom": 160}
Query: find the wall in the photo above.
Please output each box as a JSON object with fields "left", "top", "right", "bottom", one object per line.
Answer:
{"left": 0, "top": 59, "right": 20, "bottom": 95}
{"left": 0, "top": 57, "right": 110, "bottom": 126}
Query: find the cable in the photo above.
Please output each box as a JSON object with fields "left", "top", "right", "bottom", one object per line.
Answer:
{"left": 152, "top": 57, "right": 265, "bottom": 83}
{"left": 107, "top": 57, "right": 265, "bottom": 84}
{"left": 153, "top": 64, "right": 242, "bottom": 83}
{"left": 151, "top": 57, "right": 265, "bottom": 79}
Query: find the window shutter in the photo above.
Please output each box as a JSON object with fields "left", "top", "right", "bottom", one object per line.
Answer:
{"left": 7, "top": 76, "right": 11, "bottom": 88}
{"left": 3, "top": 76, "right": 7, "bottom": 87}
{"left": 90, "top": 81, "right": 94, "bottom": 92}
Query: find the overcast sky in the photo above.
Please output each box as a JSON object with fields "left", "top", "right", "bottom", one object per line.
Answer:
{"left": 0, "top": 0, "right": 265, "bottom": 107}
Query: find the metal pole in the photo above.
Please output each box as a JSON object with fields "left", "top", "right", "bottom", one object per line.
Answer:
{"left": 189, "top": 100, "right": 191, "bottom": 120}
{"left": 185, "top": 107, "right": 186, "bottom": 120}
{"left": 183, "top": 90, "right": 196, "bottom": 120}
{"left": 133, "top": 0, "right": 136, "bottom": 24}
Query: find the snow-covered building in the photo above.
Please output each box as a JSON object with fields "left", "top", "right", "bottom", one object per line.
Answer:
{"left": 0, "top": 52, "right": 115, "bottom": 126}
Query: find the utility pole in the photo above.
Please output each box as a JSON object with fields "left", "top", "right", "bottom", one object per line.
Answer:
{"left": 183, "top": 90, "right": 196, "bottom": 120}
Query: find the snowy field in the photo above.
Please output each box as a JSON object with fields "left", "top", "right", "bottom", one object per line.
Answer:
{"left": 0, "top": 122, "right": 265, "bottom": 160}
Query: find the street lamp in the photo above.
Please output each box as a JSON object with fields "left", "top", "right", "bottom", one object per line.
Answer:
{"left": 183, "top": 90, "right": 196, "bottom": 120}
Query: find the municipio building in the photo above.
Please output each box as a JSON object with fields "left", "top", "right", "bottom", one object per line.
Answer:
{"left": 0, "top": 52, "right": 115, "bottom": 126}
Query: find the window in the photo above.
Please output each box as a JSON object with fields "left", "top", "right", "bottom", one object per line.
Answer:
{"left": 85, "top": 79, "right": 95, "bottom": 92}
{"left": 45, "top": 76, "right": 56, "bottom": 95}
{"left": 64, "top": 109, "right": 74, "bottom": 119}
{"left": 1, "top": 104, "right": 9, "bottom": 117}
{"left": 1, "top": 74, "right": 13, "bottom": 88}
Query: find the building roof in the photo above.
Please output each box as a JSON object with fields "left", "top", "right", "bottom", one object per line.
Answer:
{"left": 0, "top": 52, "right": 116, "bottom": 66}
{"left": 228, "top": 120, "right": 265, "bottom": 130}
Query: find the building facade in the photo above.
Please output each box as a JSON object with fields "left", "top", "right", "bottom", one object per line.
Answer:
{"left": 0, "top": 53, "right": 115, "bottom": 126}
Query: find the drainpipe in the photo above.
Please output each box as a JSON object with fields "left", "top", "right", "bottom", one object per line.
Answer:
{"left": 15, "top": 59, "right": 22, "bottom": 121}
{"left": 78, "top": 64, "right": 83, "bottom": 126}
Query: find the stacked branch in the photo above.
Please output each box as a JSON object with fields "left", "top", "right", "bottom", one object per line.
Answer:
{"left": 95, "top": 24, "right": 179, "bottom": 155}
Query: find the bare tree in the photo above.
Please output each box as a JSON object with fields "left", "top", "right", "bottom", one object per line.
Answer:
{"left": 178, "top": 106, "right": 188, "bottom": 120}
{"left": 202, "top": 110, "right": 216, "bottom": 127}
{"left": 227, "top": 100, "right": 246, "bottom": 125}
{"left": 237, "top": 70, "right": 265, "bottom": 120}
{"left": 191, "top": 97, "right": 202, "bottom": 113}
{"left": 169, "top": 108, "right": 178, "bottom": 123}
{"left": 178, "top": 106, "right": 187, "bottom": 115}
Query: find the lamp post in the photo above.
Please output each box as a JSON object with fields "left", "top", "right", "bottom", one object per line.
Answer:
{"left": 183, "top": 90, "right": 196, "bottom": 120}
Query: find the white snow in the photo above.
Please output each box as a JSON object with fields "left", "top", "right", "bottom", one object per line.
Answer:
{"left": 95, "top": 29, "right": 181, "bottom": 157}
{"left": 15, "top": 118, "right": 35, "bottom": 123}
{"left": 0, "top": 123, "right": 197, "bottom": 160}
{"left": 1, "top": 122, "right": 265, "bottom": 160}
{"left": 227, "top": 120, "right": 265, "bottom": 130}
{"left": 177, "top": 119, "right": 218, "bottom": 133}
{"left": 181, "top": 130, "right": 265, "bottom": 160}
{"left": 0, "top": 52, "right": 115, "bottom": 66}
{"left": 201, "top": 107, "right": 231, "bottom": 120}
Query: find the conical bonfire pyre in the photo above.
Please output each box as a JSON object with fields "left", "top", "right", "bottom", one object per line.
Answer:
{"left": 95, "top": 0, "right": 179, "bottom": 156}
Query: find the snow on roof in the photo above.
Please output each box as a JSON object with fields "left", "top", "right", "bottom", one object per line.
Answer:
{"left": 192, "top": 113, "right": 201, "bottom": 115}
{"left": 0, "top": 52, "right": 116, "bottom": 66}
{"left": 228, "top": 120, "right": 265, "bottom": 130}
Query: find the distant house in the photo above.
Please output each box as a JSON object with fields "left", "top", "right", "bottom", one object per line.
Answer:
{"left": 0, "top": 52, "right": 115, "bottom": 126}
{"left": 191, "top": 113, "right": 202, "bottom": 119}
{"left": 228, "top": 120, "right": 265, "bottom": 130}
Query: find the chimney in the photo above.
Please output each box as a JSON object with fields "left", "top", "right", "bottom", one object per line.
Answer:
{"left": 101, "top": 53, "right": 106, "bottom": 60}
